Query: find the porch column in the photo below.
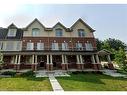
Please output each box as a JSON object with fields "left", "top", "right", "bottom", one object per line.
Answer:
{"left": 34, "top": 55, "right": 37, "bottom": 71}
{"left": 95, "top": 54, "right": 100, "bottom": 63}
{"left": 64, "top": 55, "right": 68, "bottom": 70}
{"left": 80, "top": 55, "right": 83, "bottom": 64}
{"left": 76, "top": 55, "right": 80, "bottom": 64}
{"left": 35, "top": 55, "right": 37, "bottom": 63}
{"left": 32, "top": 55, "right": 35, "bottom": 64}
{"left": 15, "top": 55, "right": 18, "bottom": 64}
{"left": 50, "top": 55, "right": 53, "bottom": 70}
{"left": 46, "top": 55, "right": 50, "bottom": 70}
{"left": 62, "top": 54, "right": 66, "bottom": 70}
{"left": 62, "top": 54, "right": 65, "bottom": 64}
{"left": 18, "top": 55, "right": 21, "bottom": 64}
{"left": 50, "top": 55, "right": 53, "bottom": 64}
{"left": 91, "top": 55, "right": 95, "bottom": 64}
{"left": 76, "top": 55, "right": 81, "bottom": 69}
{"left": 31, "top": 55, "right": 35, "bottom": 71}
{"left": 107, "top": 54, "right": 114, "bottom": 70}
{"left": 14, "top": 55, "right": 18, "bottom": 70}
{"left": 17, "top": 55, "right": 21, "bottom": 70}
{"left": 107, "top": 55, "right": 111, "bottom": 63}
{"left": 80, "top": 55, "right": 84, "bottom": 69}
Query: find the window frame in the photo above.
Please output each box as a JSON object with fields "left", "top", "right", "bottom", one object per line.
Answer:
{"left": 55, "top": 28, "right": 63, "bottom": 37}
{"left": 32, "top": 28, "right": 40, "bottom": 36}
{"left": 78, "top": 29, "right": 85, "bottom": 37}
{"left": 7, "top": 29, "right": 17, "bottom": 37}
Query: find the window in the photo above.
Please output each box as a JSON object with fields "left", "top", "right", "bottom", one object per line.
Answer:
{"left": 7, "top": 29, "right": 17, "bottom": 37}
{"left": 85, "top": 43, "right": 93, "bottom": 51}
{"left": 76, "top": 43, "right": 83, "bottom": 50}
{"left": 51, "top": 43, "right": 59, "bottom": 50}
{"left": 55, "top": 29, "right": 63, "bottom": 37}
{"left": 16, "top": 41, "right": 22, "bottom": 50}
{"left": 3, "top": 41, "right": 21, "bottom": 51}
{"left": 62, "top": 43, "right": 68, "bottom": 50}
{"left": 37, "top": 43, "right": 44, "bottom": 50}
{"left": 78, "top": 29, "right": 85, "bottom": 37}
{"left": 27, "top": 42, "right": 34, "bottom": 50}
{"left": 5, "top": 42, "right": 14, "bottom": 51}
{"left": 32, "top": 28, "right": 40, "bottom": 36}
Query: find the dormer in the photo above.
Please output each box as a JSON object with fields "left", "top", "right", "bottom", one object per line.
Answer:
{"left": 7, "top": 23, "right": 17, "bottom": 37}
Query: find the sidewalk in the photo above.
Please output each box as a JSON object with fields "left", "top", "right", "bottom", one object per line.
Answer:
{"left": 49, "top": 74, "right": 64, "bottom": 91}
{"left": 103, "top": 69, "right": 127, "bottom": 78}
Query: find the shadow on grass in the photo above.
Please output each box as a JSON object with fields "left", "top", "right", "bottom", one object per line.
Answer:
{"left": 57, "top": 72, "right": 127, "bottom": 85}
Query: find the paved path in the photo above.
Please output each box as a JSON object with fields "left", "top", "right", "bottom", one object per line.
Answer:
{"left": 103, "top": 70, "right": 127, "bottom": 78}
{"left": 49, "top": 74, "right": 64, "bottom": 91}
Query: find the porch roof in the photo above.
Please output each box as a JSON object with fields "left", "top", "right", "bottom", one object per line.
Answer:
{"left": 97, "top": 49, "right": 111, "bottom": 55}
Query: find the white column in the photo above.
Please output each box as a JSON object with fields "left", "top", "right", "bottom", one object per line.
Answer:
{"left": 47, "top": 55, "right": 49, "bottom": 64}
{"left": 91, "top": 55, "right": 96, "bottom": 64}
{"left": 18, "top": 55, "right": 21, "bottom": 64}
{"left": 35, "top": 55, "right": 37, "bottom": 64}
{"left": 50, "top": 55, "right": 53, "bottom": 64}
{"left": 15, "top": 55, "right": 18, "bottom": 64}
{"left": 80, "top": 55, "right": 83, "bottom": 64}
{"left": 32, "top": 55, "right": 35, "bottom": 64}
{"left": 96, "top": 54, "right": 100, "bottom": 63}
{"left": 62, "top": 54, "right": 65, "bottom": 64}
{"left": 64, "top": 55, "right": 67, "bottom": 63}
{"left": 107, "top": 55, "right": 111, "bottom": 63}
{"left": 76, "top": 55, "right": 80, "bottom": 64}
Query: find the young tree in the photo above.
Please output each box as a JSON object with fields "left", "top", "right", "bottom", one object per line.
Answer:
{"left": 114, "top": 48, "right": 127, "bottom": 71}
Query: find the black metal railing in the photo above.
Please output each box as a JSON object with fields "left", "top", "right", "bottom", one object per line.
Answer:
{"left": 22, "top": 46, "right": 97, "bottom": 51}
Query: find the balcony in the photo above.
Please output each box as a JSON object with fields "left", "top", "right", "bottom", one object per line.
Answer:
{"left": 22, "top": 46, "right": 97, "bottom": 52}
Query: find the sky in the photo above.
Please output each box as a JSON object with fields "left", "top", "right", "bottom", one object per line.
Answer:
{"left": 0, "top": 4, "right": 127, "bottom": 44}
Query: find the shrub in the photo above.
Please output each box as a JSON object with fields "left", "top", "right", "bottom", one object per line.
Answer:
{"left": 1, "top": 71, "right": 16, "bottom": 76}
{"left": 20, "top": 70, "right": 35, "bottom": 77}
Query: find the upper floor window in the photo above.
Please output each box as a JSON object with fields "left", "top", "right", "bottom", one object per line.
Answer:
{"left": 32, "top": 28, "right": 40, "bottom": 36}
{"left": 7, "top": 29, "right": 17, "bottom": 37}
{"left": 27, "top": 42, "right": 34, "bottom": 50}
{"left": 55, "top": 29, "right": 63, "bottom": 37}
{"left": 62, "top": 42, "right": 68, "bottom": 50}
{"left": 85, "top": 42, "right": 93, "bottom": 51}
{"left": 78, "top": 29, "right": 85, "bottom": 37}
{"left": 51, "top": 43, "right": 59, "bottom": 50}
{"left": 4, "top": 41, "right": 21, "bottom": 51}
{"left": 76, "top": 43, "right": 83, "bottom": 50}
{"left": 37, "top": 43, "right": 44, "bottom": 50}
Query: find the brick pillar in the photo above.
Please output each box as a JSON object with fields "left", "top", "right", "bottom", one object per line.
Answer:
{"left": 46, "top": 55, "right": 50, "bottom": 71}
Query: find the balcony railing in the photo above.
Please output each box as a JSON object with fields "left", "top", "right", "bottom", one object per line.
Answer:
{"left": 22, "top": 46, "right": 97, "bottom": 51}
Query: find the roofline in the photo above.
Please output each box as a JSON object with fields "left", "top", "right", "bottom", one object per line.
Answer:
{"left": 71, "top": 18, "right": 95, "bottom": 32}
{"left": 25, "top": 18, "right": 45, "bottom": 29}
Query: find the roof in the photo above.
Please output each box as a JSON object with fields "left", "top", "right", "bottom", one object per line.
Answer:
{"left": 97, "top": 49, "right": 111, "bottom": 55}
{"left": 25, "top": 18, "right": 45, "bottom": 29}
{"left": 8, "top": 23, "right": 17, "bottom": 29}
{"left": 0, "top": 28, "right": 23, "bottom": 40}
{"left": 71, "top": 18, "right": 95, "bottom": 32}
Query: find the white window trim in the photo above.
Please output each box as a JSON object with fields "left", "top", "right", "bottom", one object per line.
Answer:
{"left": 27, "top": 42, "right": 34, "bottom": 50}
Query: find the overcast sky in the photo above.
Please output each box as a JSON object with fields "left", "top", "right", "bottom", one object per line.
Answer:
{"left": 0, "top": 4, "right": 127, "bottom": 44}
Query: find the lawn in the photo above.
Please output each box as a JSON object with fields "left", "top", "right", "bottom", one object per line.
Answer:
{"left": 57, "top": 72, "right": 127, "bottom": 91}
{"left": 0, "top": 77, "right": 52, "bottom": 91}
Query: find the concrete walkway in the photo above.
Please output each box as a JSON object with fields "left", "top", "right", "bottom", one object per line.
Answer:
{"left": 103, "top": 69, "right": 127, "bottom": 78}
{"left": 48, "top": 74, "right": 64, "bottom": 91}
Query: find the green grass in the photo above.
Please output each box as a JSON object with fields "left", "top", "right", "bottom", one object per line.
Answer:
{"left": 57, "top": 73, "right": 127, "bottom": 91}
{"left": 0, "top": 77, "right": 52, "bottom": 91}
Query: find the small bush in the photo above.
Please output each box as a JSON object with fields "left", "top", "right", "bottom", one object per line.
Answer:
{"left": 20, "top": 70, "right": 35, "bottom": 77}
{"left": 1, "top": 71, "right": 16, "bottom": 76}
